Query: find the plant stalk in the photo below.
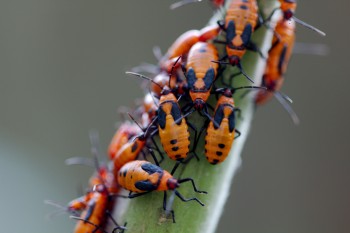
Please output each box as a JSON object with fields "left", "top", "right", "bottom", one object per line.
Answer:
{"left": 110, "top": 1, "right": 279, "bottom": 232}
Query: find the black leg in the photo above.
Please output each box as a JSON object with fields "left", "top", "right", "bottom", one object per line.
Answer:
{"left": 203, "top": 106, "right": 219, "bottom": 128}
{"left": 128, "top": 191, "right": 151, "bottom": 199}
{"left": 178, "top": 178, "right": 207, "bottom": 194}
{"left": 217, "top": 20, "right": 226, "bottom": 31}
{"left": 237, "top": 63, "right": 254, "bottom": 83}
{"left": 174, "top": 190, "right": 205, "bottom": 206}
{"left": 170, "top": 161, "right": 181, "bottom": 175}
{"left": 234, "top": 129, "right": 241, "bottom": 139}
{"left": 163, "top": 191, "right": 176, "bottom": 223}
{"left": 182, "top": 153, "right": 198, "bottom": 163}
{"left": 247, "top": 41, "right": 266, "bottom": 59}
{"left": 234, "top": 108, "right": 242, "bottom": 120}
{"left": 70, "top": 216, "right": 108, "bottom": 233}
{"left": 264, "top": 8, "right": 279, "bottom": 23}
{"left": 112, "top": 221, "right": 127, "bottom": 233}
{"left": 224, "top": 72, "right": 241, "bottom": 87}
{"left": 115, "top": 191, "right": 151, "bottom": 199}
{"left": 185, "top": 118, "right": 209, "bottom": 164}
{"left": 141, "top": 150, "right": 147, "bottom": 160}
{"left": 181, "top": 102, "right": 194, "bottom": 113}
{"left": 187, "top": 121, "right": 198, "bottom": 156}
{"left": 206, "top": 103, "right": 215, "bottom": 112}
{"left": 150, "top": 136, "right": 164, "bottom": 163}
{"left": 106, "top": 210, "right": 127, "bottom": 233}
{"left": 148, "top": 148, "right": 160, "bottom": 166}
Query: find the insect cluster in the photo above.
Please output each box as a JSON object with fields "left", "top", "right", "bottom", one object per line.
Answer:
{"left": 46, "top": 0, "right": 325, "bottom": 232}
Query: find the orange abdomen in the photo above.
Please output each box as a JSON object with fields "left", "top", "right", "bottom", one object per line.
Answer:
{"left": 108, "top": 122, "right": 140, "bottom": 160}
{"left": 186, "top": 42, "right": 219, "bottom": 79}
{"left": 225, "top": 0, "right": 258, "bottom": 58}
{"left": 225, "top": 0, "right": 258, "bottom": 33}
{"left": 113, "top": 139, "right": 146, "bottom": 173}
{"left": 118, "top": 160, "right": 173, "bottom": 193}
{"left": 74, "top": 193, "right": 108, "bottom": 233}
{"left": 205, "top": 95, "right": 236, "bottom": 164}
{"left": 256, "top": 17, "right": 295, "bottom": 105}
{"left": 186, "top": 42, "right": 219, "bottom": 103}
{"left": 164, "top": 30, "right": 200, "bottom": 60}
{"left": 158, "top": 101, "right": 190, "bottom": 161}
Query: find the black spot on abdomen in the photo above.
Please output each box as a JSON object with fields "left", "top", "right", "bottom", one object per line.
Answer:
{"left": 218, "top": 143, "right": 225, "bottom": 148}
{"left": 170, "top": 139, "right": 177, "bottom": 145}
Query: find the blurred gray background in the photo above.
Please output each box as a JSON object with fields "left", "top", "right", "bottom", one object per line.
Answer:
{"left": 1, "top": 0, "right": 349, "bottom": 232}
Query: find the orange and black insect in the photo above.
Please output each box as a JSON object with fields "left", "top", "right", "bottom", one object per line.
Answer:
{"left": 126, "top": 70, "right": 196, "bottom": 162}
{"left": 156, "top": 85, "right": 193, "bottom": 161}
{"left": 181, "top": 41, "right": 220, "bottom": 118}
{"left": 65, "top": 131, "right": 119, "bottom": 193}
{"left": 255, "top": 16, "right": 299, "bottom": 124}
{"left": 112, "top": 114, "right": 158, "bottom": 177}
{"left": 159, "top": 26, "right": 221, "bottom": 72}
{"left": 108, "top": 121, "right": 141, "bottom": 161}
{"left": 148, "top": 71, "right": 188, "bottom": 99}
{"left": 160, "top": 30, "right": 200, "bottom": 69}
{"left": 69, "top": 184, "right": 126, "bottom": 233}
{"left": 117, "top": 160, "right": 206, "bottom": 222}
{"left": 213, "top": 0, "right": 261, "bottom": 83}
{"left": 46, "top": 132, "right": 125, "bottom": 233}
{"left": 265, "top": 0, "right": 325, "bottom": 36}
{"left": 202, "top": 86, "right": 265, "bottom": 164}
{"left": 71, "top": 215, "right": 126, "bottom": 233}
{"left": 132, "top": 51, "right": 188, "bottom": 99}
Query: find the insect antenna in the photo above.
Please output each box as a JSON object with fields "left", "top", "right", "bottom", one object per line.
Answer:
{"left": 44, "top": 200, "right": 80, "bottom": 219}
{"left": 65, "top": 157, "right": 95, "bottom": 168}
{"left": 127, "top": 112, "right": 144, "bottom": 131}
{"left": 152, "top": 46, "right": 163, "bottom": 61}
{"left": 237, "top": 63, "right": 254, "bottom": 83}
{"left": 211, "top": 60, "right": 254, "bottom": 83}
{"left": 232, "top": 85, "right": 267, "bottom": 93}
{"left": 169, "top": 55, "right": 182, "bottom": 88}
{"left": 125, "top": 71, "right": 163, "bottom": 89}
{"left": 292, "top": 16, "right": 326, "bottom": 36}
{"left": 170, "top": 0, "right": 202, "bottom": 10}
{"left": 273, "top": 91, "right": 300, "bottom": 125}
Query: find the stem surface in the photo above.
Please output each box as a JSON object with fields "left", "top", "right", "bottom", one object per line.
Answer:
{"left": 110, "top": 1, "right": 279, "bottom": 232}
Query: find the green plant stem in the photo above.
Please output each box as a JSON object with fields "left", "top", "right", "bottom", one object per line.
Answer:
{"left": 110, "top": 1, "right": 279, "bottom": 232}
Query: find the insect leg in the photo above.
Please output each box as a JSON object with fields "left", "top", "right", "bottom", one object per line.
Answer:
{"left": 163, "top": 191, "right": 176, "bottom": 223}
{"left": 106, "top": 210, "right": 127, "bottom": 233}
{"left": 177, "top": 178, "right": 207, "bottom": 194}
{"left": 174, "top": 190, "right": 205, "bottom": 206}
{"left": 246, "top": 41, "right": 266, "bottom": 59}
{"left": 234, "top": 129, "right": 241, "bottom": 139}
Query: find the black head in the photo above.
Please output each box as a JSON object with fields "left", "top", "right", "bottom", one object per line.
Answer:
{"left": 228, "top": 56, "right": 240, "bottom": 66}
{"left": 167, "top": 178, "right": 180, "bottom": 190}
{"left": 93, "top": 184, "right": 107, "bottom": 194}
{"left": 194, "top": 99, "right": 206, "bottom": 110}
{"left": 222, "top": 88, "right": 233, "bottom": 98}
{"left": 283, "top": 9, "right": 294, "bottom": 20}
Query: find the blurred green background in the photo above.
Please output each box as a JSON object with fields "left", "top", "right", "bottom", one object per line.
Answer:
{"left": 1, "top": 0, "right": 349, "bottom": 232}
